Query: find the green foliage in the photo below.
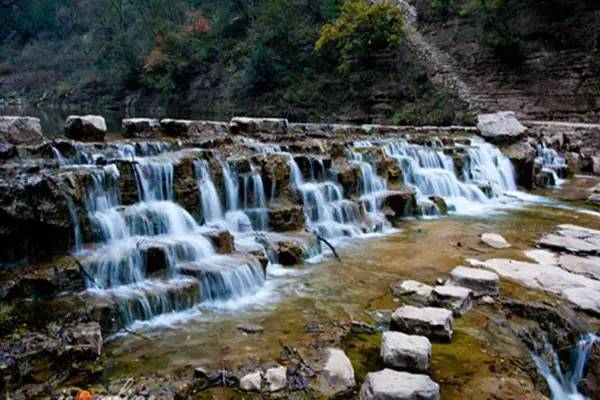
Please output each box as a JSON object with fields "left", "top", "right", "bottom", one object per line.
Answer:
{"left": 315, "top": 1, "right": 405, "bottom": 73}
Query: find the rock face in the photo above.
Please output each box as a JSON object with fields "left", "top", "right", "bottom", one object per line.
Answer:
{"left": 230, "top": 117, "right": 288, "bottom": 135}
{"left": 64, "top": 115, "right": 107, "bottom": 142}
{"left": 316, "top": 348, "right": 356, "bottom": 396}
{"left": 390, "top": 306, "right": 453, "bottom": 342}
{"left": 430, "top": 286, "right": 473, "bottom": 316}
{"left": 359, "top": 369, "right": 440, "bottom": 400}
{"left": 267, "top": 206, "right": 305, "bottom": 232}
{"left": 481, "top": 233, "right": 511, "bottom": 249}
{"left": 381, "top": 332, "right": 431, "bottom": 372}
{"left": 448, "top": 266, "right": 500, "bottom": 297}
{"left": 477, "top": 112, "right": 526, "bottom": 144}
{"left": 121, "top": 118, "right": 160, "bottom": 138}
{"left": 0, "top": 116, "right": 43, "bottom": 145}
{"left": 381, "top": 190, "right": 418, "bottom": 219}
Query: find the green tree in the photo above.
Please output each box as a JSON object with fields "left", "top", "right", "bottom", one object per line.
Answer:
{"left": 315, "top": 1, "right": 405, "bottom": 73}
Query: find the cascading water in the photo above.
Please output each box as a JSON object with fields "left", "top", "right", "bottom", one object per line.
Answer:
{"left": 195, "top": 160, "right": 224, "bottom": 223}
{"left": 532, "top": 333, "right": 596, "bottom": 400}
{"left": 462, "top": 137, "right": 517, "bottom": 194}
{"left": 537, "top": 142, "right": 566, "bottom": 186}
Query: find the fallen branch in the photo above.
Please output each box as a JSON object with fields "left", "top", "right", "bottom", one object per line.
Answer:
{"left": 70, "top": 255, "right": 103, "bottom": 289}
{"left": 315, "top": 233, "right": 342, "bottom": 263}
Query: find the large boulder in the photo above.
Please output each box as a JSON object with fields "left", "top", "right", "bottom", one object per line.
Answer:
{"left": 160, "top": 119, "right": 229, "bottom": 138}
{"left": 390, "top": 306, "right": 453, "bottom": 342}
{"left": 0, "top": 116, "right": 43, "bottom": 145}
{"left": 477, "top": 111, "right": 526, "bottom": 144}
{"left": 359, "top": 369, "right": 439, "bottom": 400}
{"left": 121, "top": 118, "right": 160, "bottom": 138}
{"left": 447, "top": 266, "right": 500, "bottom": 297}
{"left": 64, "top": 115, "right": 106, "bottom": 142}
{"left": 380, "top": 332, "right": 431, "bottom": 372}
{"left": 230, "top": 117, "right": 289, "bottom": 135}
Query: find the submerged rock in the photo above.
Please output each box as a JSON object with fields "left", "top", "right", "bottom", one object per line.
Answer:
{"left": 65, "top": 115, "right": 106, "bottom": 142}
{"left": 481, "top": 233, "right": 511, "bottom": 249}
{"left": 0, "top": 116, "right": 43, "bottom": 145}
{"left": 381, "top": 332, "right": 431, "bottom": 372}
{"left": 476, "top": 111, "right": 526, "bottom": 144}
{"left": 390, "top": 305, "right": 453, "bottom": 342}
{"left": 359, "top": 369, "right": 439, "bottom": 400}
{"left": 448, "top": 266, "right": 500, "bottom": 297}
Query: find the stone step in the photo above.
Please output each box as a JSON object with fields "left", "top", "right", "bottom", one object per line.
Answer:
{"left": 390, "top": 305, "right": 453, "bottom": 342}
{"left": 381, "top": 331, "right": 432, "bottom": 373}
{"left": 359, "top": 369, "right": 440, "bottom": 400}
{"left": 447, "top": 266, "right": 500, "bottom": 297}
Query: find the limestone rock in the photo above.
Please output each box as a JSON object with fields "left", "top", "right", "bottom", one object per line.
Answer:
{"left": 381, "top": 190, "right": 418, "bottom": 219}
{"left": 359, "top": 369, "right": 440, "bottom": 400}
{"left": 121, "top": 118, "right": 160, "bottom": 138}
{"left": 0, "top": 116, "right": 43, "bottom": 145}
{"left": 240, "top": 370, "right": 262, "bottom": 392}
{"left": 160, "top": 119, "right": 229, "bottom": 138}
{"left": 230, "top": 117, "right": 288, "bottom": 135}
{"left": 275, "top": 240, "right": 304, "bottom": 266}
{"left": 448, "top": 266, "right": 500, "bottom": 297}
{"left": 481, "top": 233, "right": 511, "bottom": 249}
{"left": 65, "top": 115, "right": 106, "bottom": 142}
{"left": 380, "top": 332, "right": 431, "bottom": 372}
{"left": 588, "top": 194, "right": 600, "bottom": 206}
{"left": 538, "top": 224, "right": 600, "bottom": 255}
{"left": 390, "top": 306, "right": 453, "bottom": 342}
{"left": 477, "top": 112, "right": 526, "bottom": 144}
{"left": 430, "top": 286, "right": 473, "bottom": 316}
{"left": 267, "top": 206, "right": 305, "bottom": 232}
{"left": 393, "top": 280, "right": 434, "bottom": 299}
{"left": 266, "top": 365, "right": 287, "bottom": 392}
{"left": 204, "top": 229, "right": 235, "bottom": 254}
{"left": 316, "top": 348, "right": 356, "bottom": 396}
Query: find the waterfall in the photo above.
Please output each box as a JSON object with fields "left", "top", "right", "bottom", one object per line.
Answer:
{"left": 195, "top": 160, "right": 224, "bottom": 223}
{"left": 532, "top": 333, "right": 596, "bottom": 400}
{"left": 240, "top": 165, "right": 268, "bottom": 231}
{"left": 134, "top": 160, "right": 174, "bottom": 202}
{"left": 197, "top": 258, "right": 266, "bottom": 302}
{"left": 537, "top": 142, "right": 566, "bottom": 186}
{"left": 463, "top": 138, "right": 517, "bottom": 194}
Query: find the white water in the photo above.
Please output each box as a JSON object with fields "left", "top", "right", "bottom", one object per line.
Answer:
{"left": 532, "top": 333, "right": 596, "bottom": 400}
{"left": 537, "top": 142, "right": 566, "bottom": 187}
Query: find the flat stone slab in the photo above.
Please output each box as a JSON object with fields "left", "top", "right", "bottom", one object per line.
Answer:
{"left": 239, "top": 370, "right": 262, "bottom": 392}
{"left": 393, "top": 280, "right": 433, "bottom": 299}
{"left": 381, "top": 332, "right": 431, "bottom": 372}
{"left": 390, "top": 306, "right": 453, "bottom": 342}
{"left": 448, "top": 266, "right": 500, "bottom": 297}
{"left": 431, "top": 285, "right": 473, "bottom": 316}
{"left": 481, "top": 233, "right": 511, "bottom": 249}
{"left": 468, "top": 258, "right": 600, "bottom": 316}
{"left": 359, "top": 369, "right": 440, "bottom": 400}
{"left": 476, "top": 111, "right": 526, "bottom": 144}
{"left": 538, "top": 224, "right": 600, "bottom": 255}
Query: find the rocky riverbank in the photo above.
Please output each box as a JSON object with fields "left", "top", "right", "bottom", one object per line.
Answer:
{"left": 1, "top": 112, "right": 599, "bottom": 398}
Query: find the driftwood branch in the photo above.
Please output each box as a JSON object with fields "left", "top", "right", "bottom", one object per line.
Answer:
{"left": 314, "top": 233, "right": 342, "bottom": 263}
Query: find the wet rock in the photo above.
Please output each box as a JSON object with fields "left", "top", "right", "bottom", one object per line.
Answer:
{"left": 172, "top": 152, "right": 201, "bottom": 216}
{"left": 237, "top": 323, "right": 264, "bottom": 334}
{"left": 538, "top": 224, "right": 600, "bottom": 255}
{"left": 393, "top": 280, "right": 433, "bottom": 299}
{"left": 381, "top": 190, "right": 418, "bottom": 219}
{"left": 265, "top": 365, "right": 287, "bottom": 392}
{"left": 316, "top": 348, "right": 356, "bottom": 396}
{"left": 160, "top": 119, "right": 229, "bottom": 138}
{"left": 534, "top": 169, "right": 557, "bottom": 187}
{"left": 469, "top": 258, "right": 600, "bottom": 316}
{"left": 378, "top": 157, "right": 403, "bottom": 186}
{"left": 0, "top": 116, "right": 43, "bottom": 145}
{"left": 275, "top": 240, "right": 304, "bottom": 266}
{"left": 477, "top": 111, "right": 526, "bottom": 144}
{"left": 390, "top": 305, "right": 453, "bottom": 342}
{"left": 267, "top": 206, "right": 305, "bottom": 232}
{"left": 230, "top": 117, "right": 288, "bottom": 135}
{"left": 121, "top": 118, "right": 160, "bottom": 138}
{"left": 204, "top": 230, "right": 235, "bottom": 254}
{"left": 240, "top": 370, "right": 262, "bottom": 392}
{"left": 63, "top": 322, "right": 103, "bottom": 360}
{"left": 253, "top": 153, "right": 293, "bottom": 199}
{"left": 499, "top": 141, "right": 536, "bottom": 189}
{"left": 481, "top": 233, "right": 511, "bottom": 249}
{"left": 428, "top": 196, "right": 447, "bottom": 215}
{"left": 448, "top": 266, "right": 500, "bottom": 297}
{"left": 65, "top": 115, "right": 106, "bottom": 142}
{"left": 138, "top": 243, "right": 169, "bottom": 274}
{"left": 113, "top": 160, "right": 138, "bottom": 205}
{"left": 381, "top": 332, "right": 431, "bottom": 372}
{"left": 359, "top": 369, "right": 440, "bottom": 400}
{"left": 351, "top": 320, "right": 377, "bottom": 333}
{"left": 430, "top": 286, "right": 473, "bottom": 316}
{"left": 333, "top": 160, "right": 363, "bottom": 198}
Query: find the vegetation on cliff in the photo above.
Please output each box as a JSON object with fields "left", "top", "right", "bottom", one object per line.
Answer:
{"left": 0, "top": 0, "right": 470, "bottom": 124}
